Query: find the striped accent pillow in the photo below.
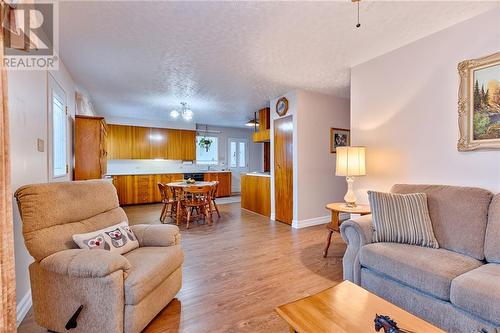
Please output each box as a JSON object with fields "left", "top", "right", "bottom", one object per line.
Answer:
{"left": 368, "top": 191, "right": 439, "bottom": 248}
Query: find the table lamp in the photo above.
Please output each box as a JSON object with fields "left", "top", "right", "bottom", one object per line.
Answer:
{"left": 335, "top": 146, "right": 366, "bottom": 208}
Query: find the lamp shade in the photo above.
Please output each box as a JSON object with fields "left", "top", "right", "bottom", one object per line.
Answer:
{"left": 335, "top": 146, "right": 366, "bottom": 177}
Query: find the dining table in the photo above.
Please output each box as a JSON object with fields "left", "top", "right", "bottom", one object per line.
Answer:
{"left": 166, "top": 181, "right": 216, "bottom": 225}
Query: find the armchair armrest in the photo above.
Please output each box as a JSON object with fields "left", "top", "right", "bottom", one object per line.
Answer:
{"left": 40, "top": 249, "right": 131, "bottom": 278}
{"left": 340, "top": 214, "right": 373, "bottom": 284}
{"left": 131, "top": 224, "right": 181, "bottom": 247}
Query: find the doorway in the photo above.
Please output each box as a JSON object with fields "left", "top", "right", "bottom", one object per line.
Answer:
{"left": 274, "top": 116, "right": 293, "bottom": 225}
{"left": 228, "top": 138, "right": 249, "bottom": 193}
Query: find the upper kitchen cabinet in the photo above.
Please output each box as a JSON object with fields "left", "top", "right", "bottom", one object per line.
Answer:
{"left": 107, "top": 124, "right": 195, "bottom": 160}
{"left": 149, "top": 127, "right": 168, "bottom": 159}
{"left": 75, "top": 115, "right": 108, "bottom": 180}
{"left": 107, "top": 124, "right": 133, "bottom": 159}
{"left": 131, "top": 126, "right": 152, "bottom": 159}
{"left": 252, "top": 107, "right": 270, "bottom": 143}
{"left": 166, "top": 129, "right": 196, "bottom": 161}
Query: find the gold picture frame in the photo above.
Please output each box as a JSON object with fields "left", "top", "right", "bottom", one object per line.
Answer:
{"left": 330, "top": 128, "right": 350, "bottom": 153}
{"left": 457, "top": 52, "right": 500, "bottom": 151}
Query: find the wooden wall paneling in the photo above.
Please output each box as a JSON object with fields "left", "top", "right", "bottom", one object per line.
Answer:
{"left": 241, "top": 175, "right": 270, "bottom": 217}
{"left": 274, "top": 116, "right": 293, "bottom": 225}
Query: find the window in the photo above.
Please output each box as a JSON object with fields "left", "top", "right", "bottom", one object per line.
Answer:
{"left": 49, "top": 76, "right": 68, "bottom": 179}
{"left": 196, "top": 135, "right": 218, "bottom": 165}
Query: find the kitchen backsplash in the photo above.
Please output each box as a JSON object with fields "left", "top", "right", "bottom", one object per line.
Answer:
{"left": 107, "top": 159, "right": 225, "bottom": 175}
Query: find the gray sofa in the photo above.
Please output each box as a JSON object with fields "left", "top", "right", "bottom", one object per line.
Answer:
{"left": 340, "top": 184, "right": 500, "bottom": 333}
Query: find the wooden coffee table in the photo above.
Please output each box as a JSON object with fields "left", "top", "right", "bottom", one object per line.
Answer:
{"left": 276, "top": 281, "right": 444, "bottom": 333}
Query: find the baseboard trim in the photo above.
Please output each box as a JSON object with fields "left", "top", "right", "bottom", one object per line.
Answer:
{"left": 17, "top": 289, "right": 32, "bottom": 327}
{"left": 291, "top": 215, "right": 330, "bottom": 229}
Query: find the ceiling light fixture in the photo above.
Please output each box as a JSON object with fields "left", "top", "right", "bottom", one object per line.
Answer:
{"left": 170, "top": 102, "right": 193, "bottom": 121}
{"left": 352, "top": 0, "right": 361, "bottom": 28}
{"left": 245, "top": 119, "right": 259, "bottom": 127}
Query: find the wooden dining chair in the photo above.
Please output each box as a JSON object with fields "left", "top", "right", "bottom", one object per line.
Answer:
{"left": 209, "top": 181, "right": 221, "bottom": 219}
{"left": 158, "top": 183, "right": 177, "bottom": 223}
{"left": 182, "top": 185, "right": 212, "bottom": 229}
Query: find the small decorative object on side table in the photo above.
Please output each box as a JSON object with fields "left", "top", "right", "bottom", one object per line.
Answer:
{"left": 323, "top": 202, "right": 370, "bottom": 257}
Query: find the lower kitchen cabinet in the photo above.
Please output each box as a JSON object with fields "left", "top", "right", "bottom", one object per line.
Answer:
{"left": 112, "top": 174, "right": 183, "bottom": 205}
{"left": 204, "top": 172, "right": 232, "bottom": 197}
{"left": 113, "top": 172, "right": 232, "bottom": 205}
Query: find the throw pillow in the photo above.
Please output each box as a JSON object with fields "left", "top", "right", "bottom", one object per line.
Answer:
{"left": 368, "top": 191, "right": 439, "bottom": 248}
{"left": 73, "top": 221, "right": 139, "bottom": 255}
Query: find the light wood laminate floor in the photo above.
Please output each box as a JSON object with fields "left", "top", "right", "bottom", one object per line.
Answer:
{"left": 18, "top": 202, "right": 346, "bottom": 333}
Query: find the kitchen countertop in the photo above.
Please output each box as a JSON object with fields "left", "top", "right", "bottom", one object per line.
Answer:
{"left": 106, "top": 170, "right": 231, "bottom": 176}
{"left": 243, "top": 172, "right": 270, "bottom": 178}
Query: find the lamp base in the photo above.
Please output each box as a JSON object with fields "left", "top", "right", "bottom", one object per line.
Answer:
{"left": 343, "top": 176, "right": 357, "bottom": 208}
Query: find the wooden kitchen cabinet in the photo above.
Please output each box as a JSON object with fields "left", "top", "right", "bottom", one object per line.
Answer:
{"left": 107, "top": 125, "right": 195, "bottom": 160}
{"left": 131, "top": 126, "right": 151, "bottom": 159}
{"left": 166, "top": 129, "right": 196, "bottom": 160}
{"left": 107, "top": 124, "right": 133, "bottom": 159}
{"left": 112, "top": 173, "right": 183, "bottom": 205}
{"left": 204, "top": 172, "right": 232, "bottom": 197}
{"left": 75, "top": 115, "right": 108, "bottom": 180}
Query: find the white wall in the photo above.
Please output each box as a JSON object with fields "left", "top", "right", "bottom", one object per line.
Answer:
{"left": 9, "top": 60, "right": 79, "bottom": 323}
{"left": 296, "top": 90, "right": 350, "bottom": 222}
{"left": 270, "top": 90, "right": 350, "bottom": 228}
{"left": 351, "top": 8, "right": 500, "bottom": 203}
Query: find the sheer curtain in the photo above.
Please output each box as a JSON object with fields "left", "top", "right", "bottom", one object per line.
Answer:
{"left": 0, "top": 1, "right": 16, "bottom": 331}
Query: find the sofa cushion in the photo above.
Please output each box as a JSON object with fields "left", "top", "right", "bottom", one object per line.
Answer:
{"left": 359, "top": 242, "right": 483, "bottom": 301}
{"left": 485, "top": 194, "right": 500, "bottom": 263}
{"left": 123, "top": 245, "right": 184, "bottom": 305}
{"left": 451, "top": 263, "right": 500, "bottom": 325}
{"left": 391, "top": 184, "right": 493, "bottom": 260}
{"left": 368, "top": 191, "right": 438, "bottom": 248}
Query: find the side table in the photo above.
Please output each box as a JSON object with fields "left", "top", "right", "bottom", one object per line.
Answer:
{"left": 323, "top": 202, "right": 371, "bottom": 258}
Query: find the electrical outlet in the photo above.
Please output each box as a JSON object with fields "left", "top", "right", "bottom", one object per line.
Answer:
{"left": 37, "top": 139, "right": 44, "bottom": 152}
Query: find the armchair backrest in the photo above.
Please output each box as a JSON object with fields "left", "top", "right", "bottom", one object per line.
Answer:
{"left": 391, "top": 184, "right": 493, "bottom": 260}
{"left": 15, "top": 180, "right": 128, "bottom": 262}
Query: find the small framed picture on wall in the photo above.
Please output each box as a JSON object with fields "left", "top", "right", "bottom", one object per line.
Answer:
{"left": 330, "top": 128, "right": 350, "bottom": 153}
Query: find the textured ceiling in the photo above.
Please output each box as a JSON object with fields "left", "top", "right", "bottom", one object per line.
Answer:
{"left": 59, "top": 1, "right": 498, "bottom": 127}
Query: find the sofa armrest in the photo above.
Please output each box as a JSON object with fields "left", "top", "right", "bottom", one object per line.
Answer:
{"left": 40, "top": 249, "right": 131, "bottom": 278}
{"left": 340, "top": 214, "right": 373, "bottom": 284}
{"left": 131, "top": 224, "right": 181, "bottom": 247}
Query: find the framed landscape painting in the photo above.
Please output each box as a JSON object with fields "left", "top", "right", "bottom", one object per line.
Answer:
{"left": 458, "top": 52, "right": 500, "bottom": 151}
{"left": 330, "top": 128, "right": 350, "bottom": 153}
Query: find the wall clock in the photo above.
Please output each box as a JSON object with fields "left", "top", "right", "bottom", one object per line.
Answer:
{"left": 276, "top": 97, "right": 289, "bottom": 117}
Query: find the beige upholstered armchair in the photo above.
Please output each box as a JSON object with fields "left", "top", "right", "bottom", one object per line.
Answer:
{"left": 15, "top": 180, "right": 184, "bottom": 333}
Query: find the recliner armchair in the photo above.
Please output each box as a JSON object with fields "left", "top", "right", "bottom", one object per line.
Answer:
{"left": 15, "top": 180, "right": 184, "bottom": 333}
